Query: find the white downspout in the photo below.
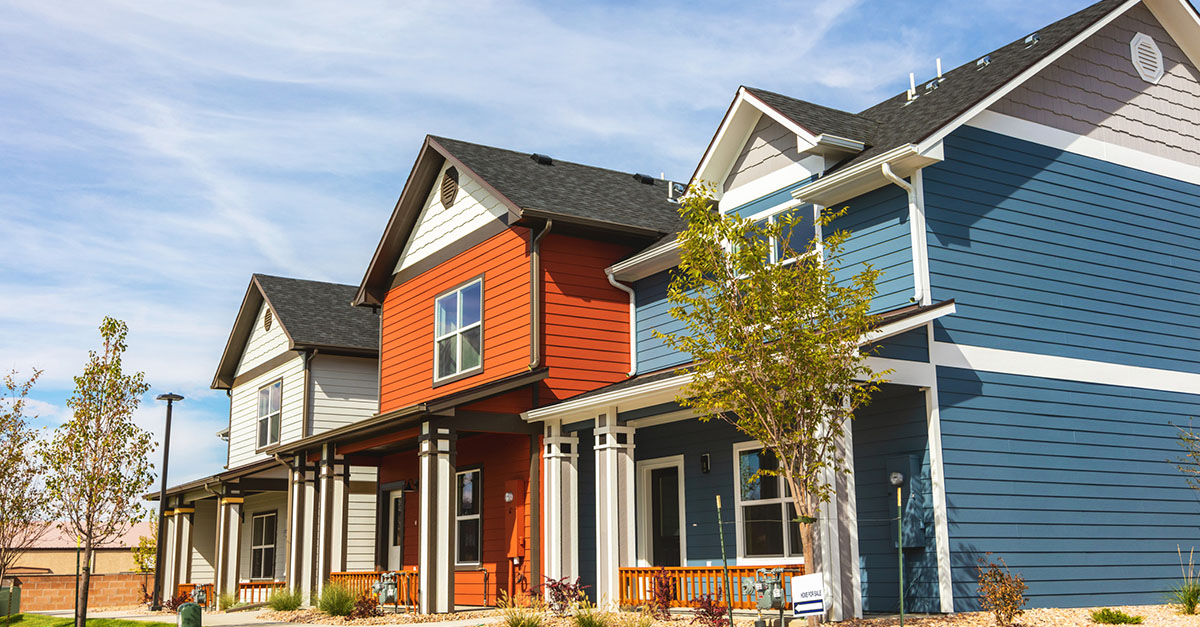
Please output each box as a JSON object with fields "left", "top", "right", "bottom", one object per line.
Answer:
{"left": 605, "top": 269, "right": 637, "bottom": 377}
{"left": 881, "top": 163, "right": 927, "bottom": 305}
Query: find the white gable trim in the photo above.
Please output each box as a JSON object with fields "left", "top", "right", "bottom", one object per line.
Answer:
{"left": 1145, "top": 0, "right": 1200, "bottom": 71}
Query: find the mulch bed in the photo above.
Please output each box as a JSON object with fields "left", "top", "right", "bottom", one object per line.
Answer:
{"left": 259, "top": 609, "right": 503, "bottom": 625}
{"left": 839, "top": 605, "right": 1200, "bottom": 626}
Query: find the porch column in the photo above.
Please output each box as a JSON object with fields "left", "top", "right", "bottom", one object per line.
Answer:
{"left": 316, "top": 443, "right": 349, "bottom": 594}
{"left": 161, "top": 506, "right": 177, "bottom": 595}
{"left": 288, "top": 453, "right": 316, "bottom": 601}
{"left": 543, "top": 420, "right": 579, "bottom": 584}
{"left": 215, "top": 491, "right": 243, "bottom": 599}
{"left": 174, "top": 506, "right": 195, "bottom": 588}
{"left": 594, "top": 410, "right": 635, "bottom": 609}
{"left": 418, "top": 422, "right": 456, "bottom": 614}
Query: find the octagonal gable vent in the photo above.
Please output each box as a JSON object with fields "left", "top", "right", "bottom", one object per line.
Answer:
{"left": 1130, "top": 32, "right": 1164, "bottom": 84}
{"left": 440, "top": 167, "right": 460, "bottom": 208}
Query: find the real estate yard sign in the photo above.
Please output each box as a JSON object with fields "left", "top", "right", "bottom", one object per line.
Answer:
{"left": 791, "top": 573, "right": 825, "bottom": 618}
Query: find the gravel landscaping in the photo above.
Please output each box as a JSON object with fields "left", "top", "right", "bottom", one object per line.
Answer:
{"left": 840, "top": 605, "right": 1200, "bottom": 626}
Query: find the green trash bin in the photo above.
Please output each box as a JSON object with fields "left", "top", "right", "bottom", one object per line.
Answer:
{"left": 178, "top": 602, "right": 202, "bottom": 627}
{"left": 0, "top": 585, "right": 20, "bottom": 615}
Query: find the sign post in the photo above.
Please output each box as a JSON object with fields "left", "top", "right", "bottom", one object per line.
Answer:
{"left": 790, "top": 573, "right": 825, "bottom": 619}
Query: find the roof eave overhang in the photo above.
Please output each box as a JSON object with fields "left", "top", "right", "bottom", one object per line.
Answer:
{"left": 211, "top": 278, "right": 270, "bottom": 390}
{"left": 791, "top": 143, "right": 944, "bottom": 207}
{"left": 517, "top": 209, "right": 665, "bottom": 239}
{"left": 608, "top": 238, "right": 681, "bottom": 282}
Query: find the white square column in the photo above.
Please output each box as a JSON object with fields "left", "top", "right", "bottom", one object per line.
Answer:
{"left": 161, "top": 506, "right": 178, "bottom": 595}
{"left": 543, "top": 421, "right": 579, "bottom": 585}
{"left": 594, "top": 410, "right": 634, "bottom": 609}
{"left": 174, "top": 506, "right": 195, "bottom": 588}
{"left": 288, "top": 453, "right": 316, "bottom": 601}
{"left": 316, "top": 443, "right": 349, "bottom": 595}
{"left": 418, "top": 423, "right": 456, "bottom": 614}
{"left": 214, "top": 493, "right": 243, "bottom": 599}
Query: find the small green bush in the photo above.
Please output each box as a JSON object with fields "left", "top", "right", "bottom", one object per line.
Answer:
{"left": 318, "top": 583, "right": 356, "bottom": 617}
{"left": 574, "top": 604, "right": 609, "bottom": 627}
{"left": 502, "top": 607, "right": 543, "bottom": 627}
{"left": 1090, "top": 608, "right": 1143, "bottom": 624}
{"left": 218, "top": 593, "right": 238, "bottom": 611}
{"left": 1172, "top": 546, "right": 1200, "bottom": 614}
{"left": 268, "top": 588, "right": 303, "bottom": 611}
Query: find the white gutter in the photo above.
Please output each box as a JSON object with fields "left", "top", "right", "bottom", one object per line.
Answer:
{"left": 880, "top": 163, "right": 928, "bottom": 305}
{"left": 608, "top": 238, "right": 680, "bottom": 282}
{"left": 605, "top": 269, "right": 637, "bottom": 376}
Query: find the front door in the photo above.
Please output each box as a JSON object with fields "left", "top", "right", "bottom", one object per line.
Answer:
{"left": 649, "top": 466, "right": 681, "bottom": 567}
{"left": 387, "top": 490, "right": 405, "bottom": 570}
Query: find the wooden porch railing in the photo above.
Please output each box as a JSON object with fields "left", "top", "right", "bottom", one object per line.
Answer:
{"left": 329, "top": 571, "right": 419, "bottom": 607}
{"left": 618, "top": 565, "right": 803, "bottom": 610}
{"left": 176, "top": 583, "right": 216, "bottom": 610}
{"left": 238, "top": 581, "right": 285, "bottom": 605}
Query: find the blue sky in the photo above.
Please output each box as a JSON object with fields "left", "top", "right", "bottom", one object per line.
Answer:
{"left": 0, "top": 0, "right": 1132, "bottom": 490}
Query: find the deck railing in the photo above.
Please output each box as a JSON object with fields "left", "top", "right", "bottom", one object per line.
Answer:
{"left": 238, "top": 580, "right": 286, "bottom": 605}
{"left": 618, "top": 565, "right": 803, "bottom": 610}
{"left": 175, "top": 583, "right": 216, "bottom": 610}
{"left": 329, "top": 571, "right": 419, "bottom": 607}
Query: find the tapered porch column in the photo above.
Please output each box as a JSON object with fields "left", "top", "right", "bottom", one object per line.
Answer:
{"left": 316, "top": 443, "right": 349, "bottom": 595}
{"left": 543, "top": 420, "right": 579, "bottom": 585}
{"left": 214, "top": 491, "right": 243, "bottom": 599}
{"left": 418, "top": 423, "right": 456, "bottom": 614}
{"left": 594, "top": 410, "right": 634, "bottom": 609}
{"left": 174, "top": 506, "right": 195, "bottom": 588}
{"left": 288, "top": 453, "right": 317, "bottom": 601}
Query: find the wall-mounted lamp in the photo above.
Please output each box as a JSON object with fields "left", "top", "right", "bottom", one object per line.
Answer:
{"left": 700, "top": 453, "right": 711, "bottom": 474}
{"left": 504, "top": 491, "right": 515, "bottom": 503}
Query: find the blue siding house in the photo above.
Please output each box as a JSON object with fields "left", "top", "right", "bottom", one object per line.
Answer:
{"left": 527, "top": 0, "right": 1200, "bottom": 619}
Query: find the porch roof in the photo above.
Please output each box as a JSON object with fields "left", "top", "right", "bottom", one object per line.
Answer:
{"left": 145, "top": 457, "right": 279, "bottom": 502}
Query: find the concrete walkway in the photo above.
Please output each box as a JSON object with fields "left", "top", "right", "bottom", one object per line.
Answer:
{"left": 32, "top": 609, "right": 503, "bottom": 627}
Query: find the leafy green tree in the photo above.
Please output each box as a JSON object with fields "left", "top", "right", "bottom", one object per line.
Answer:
{"left": 132, "top": 519, "right": 156, "bottom": 574}
{"left": 0, "top": 369, "right": 51, "bottom": 595}
{"left": 658, "top": 185, "right": 886, "bottom": 574}
{"left": 40, "top": 318, "right": 154, "bottom": 627}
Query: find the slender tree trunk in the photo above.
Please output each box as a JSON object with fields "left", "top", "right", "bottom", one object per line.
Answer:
{"left": 76, "top": 543, "right": 93, "bottom": 627}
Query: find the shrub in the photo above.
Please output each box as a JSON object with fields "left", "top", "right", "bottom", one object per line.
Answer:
{"left": 218, "top": 592, "right": 238, "bottom": 611}
{"left": 318, "top": 582, "right": 357, "bottom": 617}
{"left": 648, "top": 568, "right": 674, "bottom": 619}
{"left": 163, "top": 593, "right": 190, "bottom": 612}
{"left": 1171, "top": 546, "right": 1200, "bottom": 615}
{"left": 351, "top": 592, "right": 383, "bottom": 619}
{"left": 689, "top": 595, "right": 729, "bottom": 627}
{"left": 540, "top": 576, "right": 588, "bottom": 616}
{"left": 976, "top": 554, "right": 1028, "bottom": 627}
{"left": 574, "top": 603, "right": 609, "bottom": 627}
{"left": 621, "top": 608, "right": 656, "bottom": 627}
{"left": 1090, "top": 608, "right": 1144, "bottom": 624}
{"left": 267, "top": 588, "right": 303, "bottom": 612}
{"left": 499, "top": 591, "right": 545, "bottom": 627}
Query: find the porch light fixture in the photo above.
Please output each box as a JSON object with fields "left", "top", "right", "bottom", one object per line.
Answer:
{"left": 150, "top": 392, "right": 184, "bottom": 611}
{"left": 700, "top": 453, "right": 711, "bottom": 474}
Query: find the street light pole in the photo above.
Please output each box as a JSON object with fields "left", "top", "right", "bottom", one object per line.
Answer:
{"left": 150, "top": 393, "right": 183, "bottom": 611}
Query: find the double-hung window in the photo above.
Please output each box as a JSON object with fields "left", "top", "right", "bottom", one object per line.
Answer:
{"left": 250, "top": 512, "right": 277, "bottom": 580}
{"left": 455, "top": 469, "right": 482, "bottom": 565}
{"left": 734, "top": 442, "right": 802, "bottom": 561}
{"left": 434, "top": 279, "right": 483, "bottom": 382}
{"left": 256, "top": 380, "right": 281, "bottom": 449}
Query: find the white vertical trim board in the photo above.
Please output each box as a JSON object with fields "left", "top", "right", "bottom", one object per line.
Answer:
{"left": 911, "top": 169, "right": 932, "bottom": 305}
{"left": 635, "top": 455, "right": 688, "bottom": 568}
{"left": 926, "top": 325, "right": 954, "bottom": 613}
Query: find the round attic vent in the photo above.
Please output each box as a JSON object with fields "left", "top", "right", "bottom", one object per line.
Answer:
{"left": 264, "top": 308, "right": 273, "bottom": 332}
{"left": 1130, "top": 32, "right": 1164, "bottom": 84}
{"left": 441, "top": 167, "right": 460, "bottom": 208}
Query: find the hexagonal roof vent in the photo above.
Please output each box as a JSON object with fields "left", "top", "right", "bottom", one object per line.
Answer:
{"left": 1130, "top": 32, "right": 1164, "bottom": 84}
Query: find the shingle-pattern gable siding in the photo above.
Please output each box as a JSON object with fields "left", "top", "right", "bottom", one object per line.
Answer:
{"left": 830, "top": 185, "right": 914, "bottom": 313}
{"left": 396, "top": 162, "right": 510, "bottom": 274}
{"left": 724, "top": 117, "right": 806, "bottom": 191}
{"left": 937, "top": 367, "right": 1200, "bottom": 609}
{"left": 991, "top": 4, "right": 1200, "bottom": 167}
{"left": 925, "top": 126, "right": 1200, "bottom": 372}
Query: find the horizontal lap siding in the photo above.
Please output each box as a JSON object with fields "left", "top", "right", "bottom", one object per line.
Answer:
{"left": 925, "top": 126, "right": 1200, "bottom": 372}
{"left": 937, "top": 366, "right": 1200, "bottom": 608}
{"left": 634, "top": 270, "right": 690, "bottom": 373}
{"left": 189, "top": 499, "right": 218, "bottom": 584}
{"left": 310, "top": 355, "right": 378, "bottom": 435}
{"left": 575, "top": 426, "right": 597, "bottom": 597}
{"left": 541, "top": 234, "right": 634, "bottom": 403}
{"left": 347, "top": 466, "right": 379, "bottom": 572}
{"left": 380, "top": 228, "right": 531, "bottom": 412}
{"left": 228, "top": 356, "right": 304, "bottom": 469}
{"left": 830, "top": 184, "right": 914, "bottom": 313}
{"left": 852, "top": 385, "right": 938, "bottom": 613}
{"left": 871, "top": 327, "right": 928, "bottom": 362}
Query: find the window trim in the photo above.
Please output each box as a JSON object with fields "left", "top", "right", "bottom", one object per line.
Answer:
{"left": 731, "top": 440, "right": 804, "bottom": 566}
{"left": 250, "top": 510, "right": 278, "bottom": 581}
{"left": 255, "top": 379, "right": 283, "bottom": 451}
{"left": 745, "top": 200, "right": 822, "bottom": 266}
{"left": 432, "top": 277, "right": 485, "bottom": 386}
{"left": 454, "top": 467, "right": 483, "bottom": 566}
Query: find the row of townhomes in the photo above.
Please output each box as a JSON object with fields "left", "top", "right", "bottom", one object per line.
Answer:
{"left": 153, "top": 0, "right": 1200, "bottom": 619}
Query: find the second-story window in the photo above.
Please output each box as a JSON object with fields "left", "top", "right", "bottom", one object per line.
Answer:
{"left": 257, "top": 380, "right": 281, "bottom": 448}
{"left": 434, "top": 278, "right": 482, "bottom": 382}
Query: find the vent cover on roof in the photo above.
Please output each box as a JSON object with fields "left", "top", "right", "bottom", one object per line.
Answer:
{"left": 1130, "top": 32, "right": 1164, "bottom": 84}
{"left": 264, "top": 308, "right": 273, "bottom": 332}
{"left": 441, "top": 167, "right": 460, "bottom": 207}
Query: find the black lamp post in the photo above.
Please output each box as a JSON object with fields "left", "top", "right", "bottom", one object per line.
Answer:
{"left": 150, "top": 393, "right": 183, "bottom": 611}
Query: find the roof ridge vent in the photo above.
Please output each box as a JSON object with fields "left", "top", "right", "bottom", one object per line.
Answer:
{"left": 1025, "top": 33, "right": 1040, "bottom": 47}
{"left": 530, "top": 153, "right": 553, "bottom": 165}
{"left": 976, "top": 55, "right": 991, "bottom": 69}
{"left": 632, "top": 173, "right": 657, "bottom": 185}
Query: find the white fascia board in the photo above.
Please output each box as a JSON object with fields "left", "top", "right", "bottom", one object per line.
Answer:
{"left": 608, "top": 238, "right": 681, "bottom": 282}
{"left": 916, "top": 0, "right": 1139, "bottom": 155}
{"left": 863, "top": 301, "right": 957, "bottom": 345}
{"left": 693, "top": 91, "right": 760, "bottom": 194}
{"left": 806, "top": 134, "right": 867, "bottom": 156}
{"left": 1145, "top": 0, "right": 1200, "bottom": 71}
{"left": 522, "top": 372, "right": 695, "bottom": 424}
{"left": 790, "top": 143, "right": 944, "bottom": 207}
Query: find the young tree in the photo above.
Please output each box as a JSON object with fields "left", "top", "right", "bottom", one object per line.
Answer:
{"left": 40, "top": 317, "right": 155, "bottom": 627}
{"left": 0, "top": 369, "right": 51, "bottom": 600}
{"left": 657, "top": 185, "right": 886, "bottom": 579}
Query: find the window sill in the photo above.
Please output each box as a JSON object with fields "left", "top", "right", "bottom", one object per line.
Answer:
{"left": 454, "top": 563, "right": 484, "bottom": 572}
{"left": 736, "top": 556, "right": 805, "bottom": 566}
{"left": 432, "top": 366, "right": 484, "bottom": 389}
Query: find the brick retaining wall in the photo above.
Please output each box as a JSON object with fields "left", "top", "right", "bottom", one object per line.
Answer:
{"left": 17, "top": 573, "right": 152, "bottom": 611}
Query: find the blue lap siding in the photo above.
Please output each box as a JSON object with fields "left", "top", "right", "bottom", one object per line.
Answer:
{"left": 924, "top": 126, "right": 1200, "bottom": 373}
{"left": 633, "top": 270, "right": 690, "bottom": 374}
{"left": 872, "top": 327, "right": 929, "bottom": 362}
{"left": 830, "top": 184, "right": 914, "bottom": 313}
{"left": 937, "top": 366, "right": 1200, "bottom": 609}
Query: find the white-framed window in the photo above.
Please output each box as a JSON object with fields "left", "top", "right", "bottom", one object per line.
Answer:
{"left": 256, "top": 380, "right": 282, "bottom": 449}
{"left": 434, "top": 279, "right": 483, "bottom": 382}
{"left": 732, "top": 441, "right": 803, "bottom": 564}
{"left": 250, "top": 511, "right": 277, "bottom": 580}
{"left": 746, "top": 202, "right": 821, "bottom": 266}
{"left": 455, "top": 469, "right": 482, "bottom": 565}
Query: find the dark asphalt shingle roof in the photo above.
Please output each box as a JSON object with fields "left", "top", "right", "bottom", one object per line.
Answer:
{"left": 743, "top": 0, "right": 1126, "bottom": 174}
{"left": 431, "top": 136, "right": 683, "bottom": 234}
{"left": 255, "top": 274, "right": 378, "bottom": 352}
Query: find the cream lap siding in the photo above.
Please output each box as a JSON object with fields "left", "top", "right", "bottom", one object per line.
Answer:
{"left": 189, "top": 499, "right": 218, "bottom": 584}
{"left": 395, "top": 161, "right": 509, "bottom": 273}
{"left": 724, "top": 116, "right": 806, "bottom": 191}
{"left": 236, "top": 303, "right": 290, "bottom": 375}
{"left": 227, "top": 356, "right": 304, "bottom": 469}
{"left": 346, "top": 466, "right": 379, "bottom": 572}
{"left": 990, "top": 4, "right": 1200, "bottom": 167}
{"left": 239, "top": 492, "right": 287, "bottom": 582}
{"left": 309, "top": 355, "right": 379, "bottom": 435}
